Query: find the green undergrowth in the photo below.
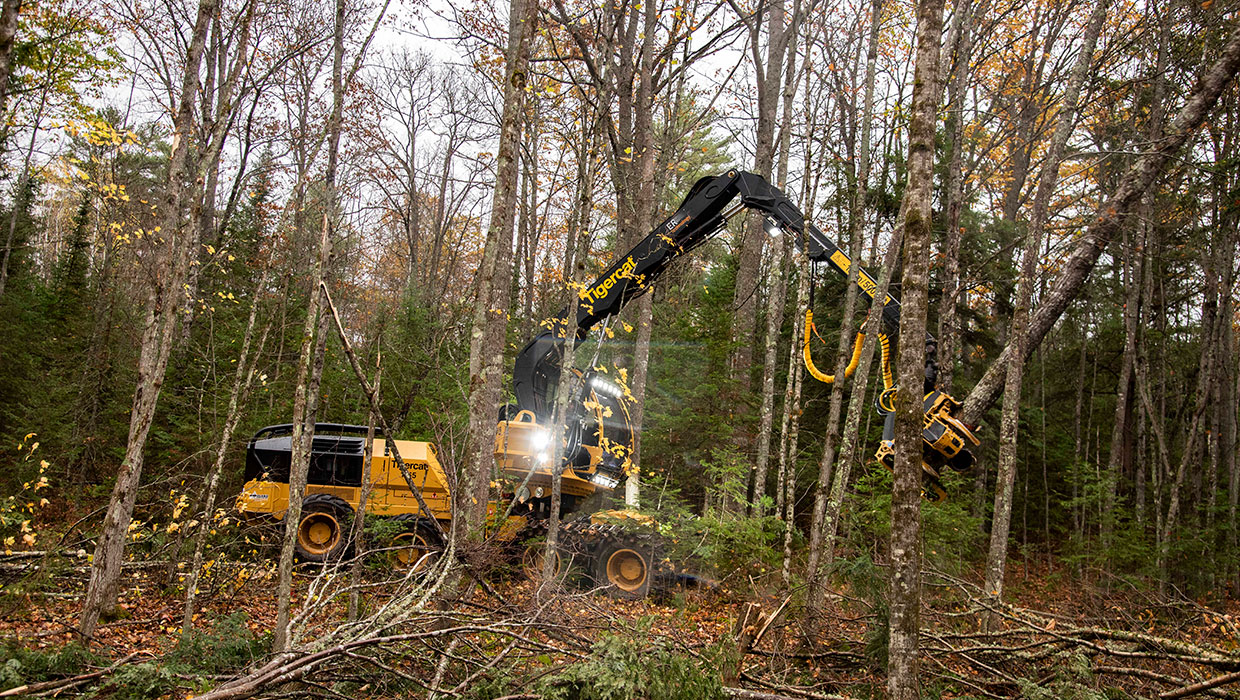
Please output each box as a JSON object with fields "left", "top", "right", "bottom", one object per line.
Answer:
{"left": 0, "top": 612, "right": 268, "bottom": 697}
{"left": 537, "top": 619, "right": 729, "bottom": 700}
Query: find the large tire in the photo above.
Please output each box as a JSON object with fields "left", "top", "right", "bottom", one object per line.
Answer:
{"left": 591, "top": 538, "right": 652, "bottom": 599}
{"left": 521, "top": 541, "right": 565, "bottom": 581}
{"left": 295, "top": 494, "right": 354, "bottom": 563}
{"left": 389, "top": 515, "right": 443, "bottom": 573}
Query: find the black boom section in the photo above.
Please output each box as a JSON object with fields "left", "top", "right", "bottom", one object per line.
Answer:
{"left": 512, "top": 169, "right": 936, "bottom": 419}
{"left": 513, "top": 171, "right": 742, "bottom": 418}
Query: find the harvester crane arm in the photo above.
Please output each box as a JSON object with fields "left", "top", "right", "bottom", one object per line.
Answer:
{"left": 508, "top": 169, "right": 977, "bottom": 500}
{"left": 513, "top": 169, "right": 932, "bottom": 419}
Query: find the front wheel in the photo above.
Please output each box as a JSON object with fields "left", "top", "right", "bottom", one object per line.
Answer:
{"left": 591, "top": 539, "right": 652, "bottom": 599}
{"left": 521, "top": 541, "right": 566, "bottom": 581}
{"left": 294, "top": 495, "right": 353, "bottom": 562}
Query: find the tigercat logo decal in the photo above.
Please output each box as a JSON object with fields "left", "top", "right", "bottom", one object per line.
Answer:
{"left": 831, "top": 250, "right": 892, "bottom": 304}
{"left": 580, "top": 256, "right": 637, "bottom": 305}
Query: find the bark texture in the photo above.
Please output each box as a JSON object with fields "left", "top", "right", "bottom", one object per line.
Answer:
{"left": 463, "top": 0, "right": 536, "bottom": 538}
{"left": 888, "top": 0, "right": 946, "bottom": 694}
{"left": 79, "top": 0, "right": 219, "bottom": 639}
{"left": 983, "top": 0, "right": 1108, "bottom": 608}
{"left": 0, "top": 0, "right": 20, "bottom": 121}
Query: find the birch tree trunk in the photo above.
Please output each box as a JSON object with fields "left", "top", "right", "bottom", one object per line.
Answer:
{"left": 0, "top": 0, "right": 20, "bottom": 124}
{"left": 79, "top": 0, "right": 219, "bottom": 639}
{"left": 888, "top": 0, "right": 946, "bottom": 694}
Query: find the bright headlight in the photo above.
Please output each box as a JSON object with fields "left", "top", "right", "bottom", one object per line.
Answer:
{"left": 529, "top": 429, "right": 552, "bottom": 451}
{"left": 591, "top": 473, "right": 619, "bottom": 489}
{"left": 764, "top": 217, "right": 782, "bottom": 237}
{"left": 589, "top": 375, "right": 624, "bottom": 399}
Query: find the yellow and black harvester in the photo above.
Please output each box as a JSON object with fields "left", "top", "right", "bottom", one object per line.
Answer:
{"left": 236, "top": 170, "right": 980, "bottom": 597}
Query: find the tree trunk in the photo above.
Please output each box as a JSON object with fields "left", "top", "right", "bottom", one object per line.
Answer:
{"left": 182, "top": 267, "right": 271, "bottom": 635}
{"left": 804, "top": 0, "right": 881, "bottom": 616}
{"left": 983, "top": 0, "right": 1107, "bottom": 612}
{"left": 79, "top": 0, "right": 219, "bottom": 640}
{"left": 348, "top": 356, "right": 381, "bottom": 622}
{"left": 753, "top": 0, "right": 805, "bottom": 516}
{"left": 274, "top": 0, "right": 349, "bottom": 651}
{"left": 0, "top": 0, "right": 20, "bottom": 123}
{"left": 960, "top": 25, "right": 1240, "bottom": 427}
{"left": 619, "top": 0, "right": 659, "bottom": 508}
{"left": 753, "top": 241, "right": 786, "bottom": 516}
{"left": 888, "top": 0, "right": 946, "bottom": 694}
{"left": 462, "top": 0, "right": 536, "bottom": 539}
{"left": 731, "top": 0, "right": 799, "bottom": 436}
{"left": 935, "top": 0, "right": 978, "bottom": 394}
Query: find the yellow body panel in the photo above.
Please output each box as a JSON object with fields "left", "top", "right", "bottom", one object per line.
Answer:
{"left": 494, "top": 411, "right": 600, "bottom": 498}
{"left": 236, "top": 438, "right": 453, "bottom": 522}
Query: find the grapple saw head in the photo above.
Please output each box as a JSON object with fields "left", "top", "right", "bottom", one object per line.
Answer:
{"left": 874, "top": 390, "right": 980, "bottom": 502}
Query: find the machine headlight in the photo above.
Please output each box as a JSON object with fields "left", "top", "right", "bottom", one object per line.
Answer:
{"left": 591, "top": 473, "right": 619, "bottom": 489}
{"left": 589, "top": 375, "right": 624, "bottom": 399}
{"left": 530, "top": 429, "right": 552, "bottom": 451}
{"left": 764, "top": 217, "right": 782, "bottom": 237}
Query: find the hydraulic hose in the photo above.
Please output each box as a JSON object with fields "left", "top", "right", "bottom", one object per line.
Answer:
{"left": 803, "top": 309, "right": 864, "bottom": 385}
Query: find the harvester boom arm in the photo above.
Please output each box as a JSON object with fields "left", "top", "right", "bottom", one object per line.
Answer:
{"left": 512, "top": 169, "right": 935, "bottom": 419}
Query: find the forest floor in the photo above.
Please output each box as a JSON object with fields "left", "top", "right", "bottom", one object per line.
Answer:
{"left": 4, "top": 547, "right": 1240, "bottom": 699}
{"left": 3, "top": 502, "right": 1240, "bottom": 699}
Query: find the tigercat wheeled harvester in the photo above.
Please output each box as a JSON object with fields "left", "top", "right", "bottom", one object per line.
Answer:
{"left": 236, "top": 169, "right": 981, "bottom": 597}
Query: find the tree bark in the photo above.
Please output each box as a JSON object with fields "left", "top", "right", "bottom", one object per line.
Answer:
{"left": 182, "top": 267, "right": 271, "bottom": 635}
{"left": 462, "top": 0, "right": 536, "bottom": 539}
{"left": 348, "top": 356, "right": 381, "bottom": 622}
{"left": 753, "top": 0, "right": 805, "bottom": 516}
{"left": 0, "top": 0, "right": 20, "bottom": 122}
{"left": 888, "top": 0, "right": 946, "bottom": 695}
{"left": 79, "top": 0, "right": 219, "bottom": 640}
{"left": 935, "top": 0, "right": 979, "bottom": 394}
{"left": 731, "top": 0, "right": 802, "bottom": 440}
{"left": 753, "top": 241, "right": 786, "bottom": 516}
{"left": 274, "top": 0, "right": 352, "bottom": 651}
{"left": 960, "top": 24, "right": 1240, "bottom": 427}
{"left": 805, "top": 0, "right": 881, "bottom": 616}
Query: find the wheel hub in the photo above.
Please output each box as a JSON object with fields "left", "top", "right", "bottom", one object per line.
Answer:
{"left": 606, "top": 548, "right": 647, "bottom": 591}
{"left": 298, "top": 511, "right": 340, "bottom": 554}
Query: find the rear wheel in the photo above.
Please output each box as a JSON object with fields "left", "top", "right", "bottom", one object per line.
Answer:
{"left": 521, "top": 541, "right": 565, "bottom": 581}
{"left": 295, "top": 495, "right": 353, "bottom": 562}
{"left": 390, "top": 517, "right": 443, "bottom": 573}
{"left": 592, "top": 539, "right": 652, "bottom": 599}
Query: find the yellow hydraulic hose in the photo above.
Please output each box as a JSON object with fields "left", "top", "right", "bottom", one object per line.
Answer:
{"left": 875, "top": 332, "right": 896, "bottom": 413}
{"left": 878, "top": 332, "right": 893, "bottom": 390}
{"left": 803, "top": 309, "right": 864, "bottom": 385}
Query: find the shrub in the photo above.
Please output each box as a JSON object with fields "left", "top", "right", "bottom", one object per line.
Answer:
{"left": 170, "top": 611, "right": 268, "bottom": 675}
{"left": 0, "top": 641, "right": 101, "bottom": 691}
{"left": 539, "top": 620, "right": 727, "bottom": 700}
{"left": 100, "top": 662, "right": 176, "bottom": 700}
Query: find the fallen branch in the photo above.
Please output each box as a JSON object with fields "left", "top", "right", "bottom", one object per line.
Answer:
{"left": 1160, "top": 669, "right": 1240, "bottom": 699}
{"left": 0, "top": 651, "right": 140, "bottom": 697}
